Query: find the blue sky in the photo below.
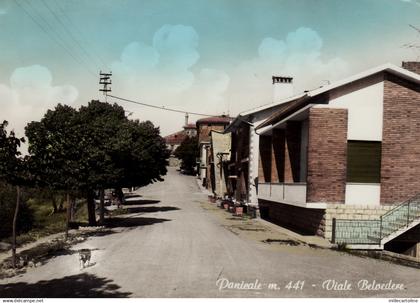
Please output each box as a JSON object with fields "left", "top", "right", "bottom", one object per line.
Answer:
{"left": 0, "top": 0, "right": 419, "bottom": 136}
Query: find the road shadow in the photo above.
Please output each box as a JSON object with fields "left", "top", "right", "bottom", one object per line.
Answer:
{"left": 125, "top": 206, "right": 180, "bottom": 214}
{"left": 123, "top": 199, "right": 160, "bottom": 206}
{"left": 0, "top": 273, "right": 132, "bottom": 297}
{"left": 105, "top": 217, "right": 170, "bottom": 228}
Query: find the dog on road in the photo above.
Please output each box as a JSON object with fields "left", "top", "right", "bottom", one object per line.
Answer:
{"left": 78, "top": 249, "right": 91, "bottom": 269}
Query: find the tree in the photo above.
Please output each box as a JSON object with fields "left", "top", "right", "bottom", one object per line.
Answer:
{"left": 174, "top": 136, "right": 199, "bottom": 175}
{"left": 0, "top": 121, "right": 31, "bottom": 268}
{"left": 25, "top": 104, "right": 83, "bottom": 235}
{"left": 26, "top": 101, "right": 170, "bottom": 227}
{"left": 77, "top": 100, "right": 127, "bottom": 225}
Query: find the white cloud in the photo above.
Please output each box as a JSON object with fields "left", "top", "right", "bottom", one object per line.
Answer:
{"left": 399, "top": 0, "right": 420, "bottom": 7}
{"left": 110, "top": 25, "right": 350, "bottom": 134}
{"left": 0, "top": 65, "right": 78, "bottom": 138}
{"left": 112, "top": 24, "right": 201, "bottom": 96}
{"left": 226, "top": 27, "right": 349, "bottom": 114}
{"left": 111, "top": 24, "right": 229, "bottom": 135}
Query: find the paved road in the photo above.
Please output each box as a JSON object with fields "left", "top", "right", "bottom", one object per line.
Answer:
{"left": 1, "top": 167, "right": 419, "bottom": 298}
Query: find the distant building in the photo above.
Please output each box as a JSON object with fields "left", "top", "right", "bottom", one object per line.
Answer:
{"left": 165, "top": 130, "right": 187, "bottom": 154}
{"left": 183, "top": 123, "right": 197, "bottom": 138}
{"left": 164, "top": 121, "right": 197, "bottom": 167}
{"left": 196, "top": 115, "right": 232, "bottom": 189}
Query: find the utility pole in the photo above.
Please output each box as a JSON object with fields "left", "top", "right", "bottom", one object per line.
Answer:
{"left": 99, "top": 71, "right": 112, "bottom": 102}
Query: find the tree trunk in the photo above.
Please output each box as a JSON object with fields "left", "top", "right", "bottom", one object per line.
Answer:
{"left": 99, "top": 189, "right": 105, "bottom": 225}
{"left": 115, "top": 187, "right": 125, "bottom": 206}
{"left": 58, "top": 197, "right": 64, "bottom": 212}
{"left": 70, "top": 198, "right": 76, "bottom": 222}
{"left": 65, "top": 193, "right": 71, "bottom": 241}
{"left": 12, "top": 185, "right": 20, "bottom": 269}
{"left": 52, "top": 196, "right": 58, "bottom": 213}
{"left": 86, "top": 190, "right": 97, "bottom": 226}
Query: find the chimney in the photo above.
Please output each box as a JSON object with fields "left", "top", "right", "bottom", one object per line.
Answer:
{"left": 185, "top": 112, "right": 189, "bottom": 126}
{"left": 402, "top": 61, "right": 420, "bottom": 75}
{"left": 272, "top": 76, "right": 294, "bottom": 102}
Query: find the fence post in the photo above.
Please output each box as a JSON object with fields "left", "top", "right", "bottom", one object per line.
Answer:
{"left": 407, "top": 201, "right": 410, "bottom": 226}
{"left": 379, "top": 216, "right": 383, "bottom": 243}
{"left": 331, "top": 218, "right": 336, "bottom": 244}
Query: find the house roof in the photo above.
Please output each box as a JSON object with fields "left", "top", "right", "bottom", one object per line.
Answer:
{"left": 196, "top": 115, "right": 232, "bottom": 126}
{"left": 183, "top": 123, "right": 197, "bottom": 129}
{"left": 256, "top": 63, "right": 420, "bottom": 130}
{"left": 224, "top": 95, "right": 302, "bottom": 133}
{"left": 164, "top": 130, "right": 187, "bottom": 145}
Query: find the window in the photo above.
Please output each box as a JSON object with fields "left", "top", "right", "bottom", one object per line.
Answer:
{"left": 347, "top": 141, "right": 381, "bottom": 183}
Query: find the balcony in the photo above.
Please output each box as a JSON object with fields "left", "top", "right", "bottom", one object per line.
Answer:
{"left": 257, "top": 182, "right": 327, "bottom": 209}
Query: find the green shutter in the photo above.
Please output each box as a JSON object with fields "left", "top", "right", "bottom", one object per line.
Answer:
{"left": 347, "top": 141, "right": 381, "bottom": 183}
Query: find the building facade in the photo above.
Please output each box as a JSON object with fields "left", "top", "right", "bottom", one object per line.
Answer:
{"left": 196, "top": 116, "right": 232, "bottom": 189}
{"left": 224, "top": 76, "right": 297, "bottom": 212}
{"left": 255, "top": 62, "right": 420, "bottom": 253}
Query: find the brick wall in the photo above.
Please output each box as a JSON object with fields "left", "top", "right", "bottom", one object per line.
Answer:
{"left": 198, "top": 124, "right": 226, "bottom": 144}
{"left": 307, "top": 108, "right": 348, "bottom": 203}
{"left": 272, "top": 129, "right": 285, "bottom": 182}
{"left": 259, "top": 200, "right": 326, "bottom": 236}
{"left": 402, "top": 61, "right": 420, "bottom": 75}
{"left": 258, "top": 135, "right": 272, "bottom": 182}
{"left": 381, "top": 75, "right": 420, "bottom": 204}
{"left": 284, "top": 122, "right": 301, "bottom": 182}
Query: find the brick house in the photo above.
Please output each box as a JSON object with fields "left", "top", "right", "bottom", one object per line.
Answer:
{"left": 255, "top": 62, "right": 420, "bottom": 253}
{"left": 196, "top": 116, "right": 232, "bottom": 190}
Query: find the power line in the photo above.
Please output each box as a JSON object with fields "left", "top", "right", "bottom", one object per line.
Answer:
{"left": 26, "top": 0, "right": 98, "bottom": 75}
{"left": 13, "top": 0, "right": 97, "bottom": 78}
{"left": 51, "top": 0, "right": 110, "bottom": 70}
{"left": 107, "top": 94, "right": 222, "bottom": 117}
{"left": 40, "top": 0, "right": 106, "bottom": 72}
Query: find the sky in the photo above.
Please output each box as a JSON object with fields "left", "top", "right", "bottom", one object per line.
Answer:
{"left": 0, "top": 0, "right": 419, "bottom": 138}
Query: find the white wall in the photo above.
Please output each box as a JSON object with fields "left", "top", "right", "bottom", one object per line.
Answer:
{"left": 248, "top": 118, "right": 260, "bottom": 206}
{"left": 316, "top": 81, "right": 384, "bottom": 141}
{"left": 273, "top": 82, "right": 294, "bottom": 102}
{"left": 199, "top": 145, "right": 207, "bottom": 180}
{"left": 258, "top": 183, "right": 307, "bottom": 204}
{"left": 345, "top": 184, "right": 380, "bottom": 206}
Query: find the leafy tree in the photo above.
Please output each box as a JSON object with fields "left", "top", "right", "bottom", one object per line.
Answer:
{"left": 26, "top": 104, "right": 83, "bottom": 235}
{"left": 26, "top": 101, "right": 169, "bottom": 227}
{"left": 174, "top": 136, "right": 199, "bottom": 175}
{"left": 0, "top": 121, "right": 32, "bottom": 267}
